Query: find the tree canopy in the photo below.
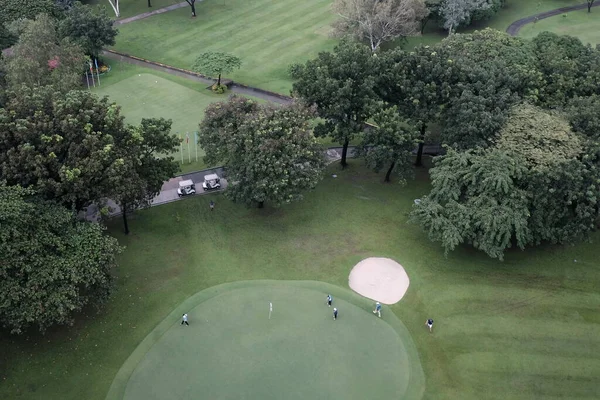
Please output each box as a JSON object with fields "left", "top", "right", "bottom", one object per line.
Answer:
{"left": 411, "top": 105, "right": 598, "bottom": 259}
{"left": 192, "top": 52, "right": 242, "bottom": 88}
{"left": 0, "top": 86, "right": 129, "bottom": 210}
{"left": 0, "top": 183, "right": 121, "bottom": 334}
{"left": 199, "top": 96, "right": 326, "bottom": 208}
{"left": 58, "top": 2, "right": 118, "bottom": 59}
{"left": 332, "top": 0, "right": 428, "bottom": 51}
{"left": 2, "top": 14, "right": 86, "bottom": 93}
{"left": 0, "top": 0, "right": 57, "bottom": 48}
{"left": 290, "top": 39, "right": 379, "bottom": 167}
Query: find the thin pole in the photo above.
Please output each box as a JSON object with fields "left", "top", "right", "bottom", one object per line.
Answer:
{"left": 85, "top": 71, "right": 90, "bottom": 89}
{"left": 94, "top": 58, "right": 101, "bottom": 87}
{"left": 179, "top": 132, "right": 183, "bottom": 164}
{"left": 187, "top": 132, "right": 191, "bottom": 163}
{"left": 269, "top": 302, "right": 272, "bottom": 319}
{"left": 89, "top": 62, "right": 96, "bottom": 87}
{"left": 195, "top": 131, "right": 198, "bottom": 162}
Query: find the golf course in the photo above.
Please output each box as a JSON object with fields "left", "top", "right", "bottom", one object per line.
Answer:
{"left": 2, "top": 1, "right": 600, "bottom": 400}
{"left": 107, "top": 281, "right": 424, "bottom": 400}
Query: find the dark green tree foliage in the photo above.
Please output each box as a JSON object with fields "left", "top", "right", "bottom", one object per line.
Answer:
{"left": 58, "top": 2, "right": 118, "bottom": 59}
{"left": 412, "top": 105, "right": 598, "bottom": 259}
{"left": 411, "top": 147, "right": 531, "bottom": 259}
{"left": 359, "top": 105, "right": 419, "bottom": 182}
{"left": 3, "top": 14, "right": 86, "bottom": 93}
{"left": 437, "top": 29, "right": 541, "bottom": 148}
{"left": 0, "top": 0, "right": 56, "bottom": 48}
{"left": 290, "top": 39, "right": 379, "bottom": 167}
{"left": 531, "top": 32, "right": 600, "bottom": 108}
{"left": 199, "top": 96, "right": 326, "bottom": 208}
{"left": 0, "top": 86, "right": 129, "bottom": 210}
{"left": 566, "top": 95, "right": 600, "bottom": 140}
{"left": 0, "top": 184, "right": 121, "bottom": 334}
{"left": 110, "top": 118, "right": 179, "bottom": 234}
{"left": 375, "top": 45, "right": 451, "bottom": 165}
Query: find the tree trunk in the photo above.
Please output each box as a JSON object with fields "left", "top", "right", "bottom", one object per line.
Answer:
{"left": 588, "top": 1, "right": 593, "bottom": 12}
{"left": 341, "top": 138, "right": 350, "bottom": 169}
{"left": 122, "top": 204, "right": 130, "bottom": 235}
{"left": 147, "top": 0, "right": 151, "bottom": 7}
{"left": 258, "top": 201, "right": 264, "bottom": 209}
{"left": 217, "top": 72, "right": 221, "bottom": 87}
{"left": 186, "top": 0, "right": 196, "bottom": 17}
{"left": 384, "top": 161, "right": 396, "bottom": 183}
{"left": 415, "top": 124, "right": 426, "bottom": 167}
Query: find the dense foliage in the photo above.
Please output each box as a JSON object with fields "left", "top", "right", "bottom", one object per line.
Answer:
{"left": 2, "top": 14, "right": 86, "bottom": 93}
{"left": 0, "top": 86, "right": 129, "bottom": 210}
{"left": 0, "top": 0, "right": 56, "bottom": 48}
{"left": 58, "top": 2, "right": 118, "bottom": 59}
{"left": 199, "top": 96, "right": 326, "bottom": 208}
{"left": 0, "top": 184, "right": 121, "bottom": 334}
{"left": 412, "top": 105, "right": 599, "bottom": 259}
{"left": 290, "top": 39, "right": 379, "bottom": 167}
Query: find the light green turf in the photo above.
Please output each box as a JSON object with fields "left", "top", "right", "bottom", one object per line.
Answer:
{"left": 92, "top": 60, "right": 227, "bottom": 173}
{"left": 111, "top": 0, "right": 337, "bottom": 94}
{"left": 2, "top": 162, "right": 599, "bottom": 400}
{"left": 518, "top": 8, "right": 600, "bottom": 45}
{"left": 107, "top": 281, "right": 424, "bottom": 400}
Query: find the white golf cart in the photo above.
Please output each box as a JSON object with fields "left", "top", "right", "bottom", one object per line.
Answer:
{"left": 177, "top": 179, "right": 196, "bottom": 197}
{"left": 202, "top": 173, "right": 221, "bottom": 191}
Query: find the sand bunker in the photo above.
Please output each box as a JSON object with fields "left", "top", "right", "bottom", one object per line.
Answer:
{"left": 348, "top": 257, "right": 410, "bottom": 304}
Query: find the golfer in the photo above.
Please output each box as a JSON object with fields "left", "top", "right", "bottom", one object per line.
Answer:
{"left": 181, "top": 313, "right": 189, "bottom": 326}
{"left": 333, "top": 308, "right": 338, "bottom": 320}
{"left": 426, "top": 318, "right": 434, "bottom": 332}
{"left": 373, "top": 301, "right": 382, "bottom": 318}
{"left": 209, "top": 200, "right": 215, "bottom": 211}
{"left": 326, "top": 294, "right": 332, "bottom": 307}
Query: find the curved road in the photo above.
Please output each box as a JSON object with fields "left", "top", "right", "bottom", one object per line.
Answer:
{"left": 506, "top": 2, "right": 600, "bottom": 36}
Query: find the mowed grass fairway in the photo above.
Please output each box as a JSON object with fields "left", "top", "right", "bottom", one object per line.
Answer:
{"left": 112, "top": 0, "right": 337, "bottom": 93}
{"left": 108, "top": 281, "right": 424, "bottom": 400}
{"left": 92, "top": 61, "right": 236, "bottom": 173}
{"left": 1, "top": 162, "right": 599, "bottom": 400}
{"left": 519, "top": 8, "right": 600, "bottom": 45}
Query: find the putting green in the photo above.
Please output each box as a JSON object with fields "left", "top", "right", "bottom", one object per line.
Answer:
{"left": 106, "top": 281, "right": 424, "bottom": 400}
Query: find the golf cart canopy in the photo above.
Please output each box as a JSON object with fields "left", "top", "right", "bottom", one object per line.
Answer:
{"left": 179, "top": 179, "right": 195, "bottom": 188}
{"left": 204, "top": 174, "right": 219, "bottom": 181}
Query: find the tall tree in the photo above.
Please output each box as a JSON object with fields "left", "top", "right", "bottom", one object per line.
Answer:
{"left": 439, "top": 0, "right": 490, "bottom": 34}
{"left": 0, "top": 0, "right": 56, "bottom": 48}
{"left": 412, "top": 104, "right": 598, "bottom": 259}
{"left": 290, "top": 39, "right": 379, "bottom": 168}
{"left": 106, "top": 0, "right": 119, "bottom": 17}
{"left": 359, "top": 105, "right": 419, "bottom": 182}
{"left": 58, "top": 2, "right": 118, "bottom": 60}
{"left": 0, "top": 86, "right": 129, "bottom": 210}
{"left": 192, "top": 52, "right": 242, "bottom": 89}
{"left": 3, "top": 14, "right": 86, "bottom": 93}
{"left": 588, "top": 0, "right": 596, "bottom": 12}
{"left": 185, "top": 0, "right": 197, "bottom": 17}
{"left": 376, "top": 46, "right": 451, "bottom": 166}
{"left": 332, "top": 0, "right": 428, "bottom": 51}
{"left": 566, "top": 95, "right": 600, "bottom": 140}
{"left": 0, "top": 183, "right": 121, "bottom": 334}
{"left": 110, "top": 118, "right": 179, "bottom": 234}
{"left": 199, "top": 96, "right": 326, "bottom": 208}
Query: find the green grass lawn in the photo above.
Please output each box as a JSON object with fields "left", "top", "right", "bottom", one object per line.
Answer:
{"left": 111, "top": 0, "right": 337, "bottom": 94}
{"left": 92, "top": 60, "right": 233, "bottom": 173}
{"left": 518, "top": 8, "right": 600, "bottom": 45}
{"left": 108, "top": 281, "right": 424, "bottom": 400}
{"left": 1, "top": 161, "right": 599, "bottom": 400}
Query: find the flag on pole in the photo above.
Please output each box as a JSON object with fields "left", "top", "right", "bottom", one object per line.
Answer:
{"left": 186, "top": 132, "right": 191, "bottom": 163}
{"left": 94, "top": 58, "right": 101, "bottom": 86}
{"left": 85, "top": 70, "right": 90, "bottom": 89}
{"left": 179, "top": 132, "right": 183, "bottom": 164}
{"left": 89, "top": 61, "right": 96, "bottom": 87}
{"left": 194, "top": 131, "right": 198, "bottom": 162}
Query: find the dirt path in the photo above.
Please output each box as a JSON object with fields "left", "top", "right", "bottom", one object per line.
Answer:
{"left": 506, "top": 2, "right": 600, "bottom": 36}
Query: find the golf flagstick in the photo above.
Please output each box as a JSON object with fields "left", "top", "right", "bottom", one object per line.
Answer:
{"left": 269, "top": 302, "right": 273, "bottom": 319}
